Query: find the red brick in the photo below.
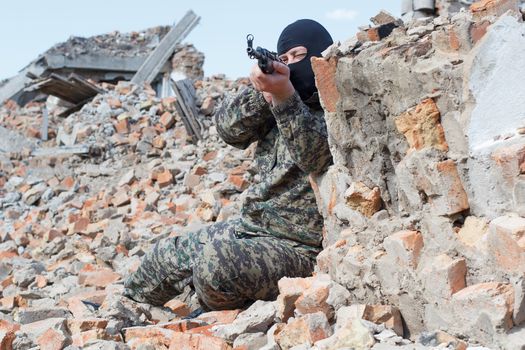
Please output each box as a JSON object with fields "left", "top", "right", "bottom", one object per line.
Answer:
{"left": 164, "top": 299, "right": 191, "bottom": 317}
{"left": 449, "top": 28, "right": 461, "bottom": 51}
{"left": 111, "top": 189, "right": 130, "bottom": 207}
{"left": 384, "top": 230, "right": 424, "bottom": 268}
{"left": 434, "top": 331, "right": 468, "bottom": 350}
{"left": 114, "top": 119, "right": 129, "bottom": 134}
{"left": 367, "top": 27, "right": 381, "bottom": 41}
{"left": 44, "top": 229, "right": 64, "bottom": 242}
{"left": 36, "top": 328, "right": 69, "bottom": 350}
{"left": 60, "top": 176, "right": 75, "bottom": 189}
{"left": 0, "top": 320, "right": 19, "bottom": 334}
{"left": 162, "top": 97, "right": 177, "bottom": 112}
{"left": 295, "top": 283, "right": 332, "bottom": 319}
{"left": 168, "top": 332, "right": 232, "bottom": 350}
{"left": 0, "top": 331, "right": 15, "bottom": 350}
{"left": 72, "top": 217, "right": 90, "bottom": 234}
{"left": 4, "top": 100, "right": 19, "bottom": 110}
{"left": 395, "top": 99, "right": 448, "bottom": 153}
{"left": 35, "top": 275, "right": 47, "bottom": 288}
{"left": 344, "top": 182, "right": 382, "bottom": 217}
{"left": 200, "top": 96, "right": 216, "bottom": 116}
{"left": 311, "top": 57, "right": 339, "bottom": 113}
{"left": 193, "top": 166, "right": 208, "bottom": 176}
{"left": 152, "top": 135, "right": 166, "bottom": 149}
{"left": 124, "top": 326, "right": 176, "bottom": 348}
{"left": 490, "top": 215, "right": 525, "bottom": 249}
{"left": 157, "top": 170, "right": 174, "bottom": 188}
{"left": 484, "top": 226, "right": 525, "bottom": 272}
{"left": 470, "top": 20, "right": 491, "bottom": 44}
{"left": 0, "top": 276, "right": 14, "bottom": 290}
{"left": 470, "top": 0, "right": 520, "bottom": 20}
{"left": 78, "top": 264, "right": 121, "bottom": 287}
{"left": 186, "top": 325, "right": 220, "bottom": 340}
{"left": 452, "top": 282, "right": 515, "bottom": 330}
{"left": 363, "top": 305, "right": 404, "bottom": 336}
{"left": 228, "top": 175, "right": 249, "bottom": 192}
{"left": 67, "top": 297, "right": 95, "bottom": 319}
{"left": 67, "top": 318, "right": 108, "bottom": 334}
{"left": 160, "top": 112, "right": 175, "bottom": 129}
{"left": 161, "top": 320, "right": 204, "bottom": 333}
{"left": 203, "top": 150, "right": 218, "bottom": 161}
{"left": 275, "top": 312, "right": 332, "bottom": 349}
{"left": 197, "top": 310, "right": 241, "bottom": 325}
{"left": 491, "top": 143, "right": 525, "bottom": 184}
{"left": 432, "top": 160, "right": 470, "bottom": 215}
{"left": 66, "top": 290, "right": 107, "bottom": 306}
{"left": 276, "top": 277, "right": 313, "bottom": 322}
{"left": 72, "top": 329, "right": 122, "bottom": 347}
{"left": 421, "top": 254, "right": 467, "bottom": 301}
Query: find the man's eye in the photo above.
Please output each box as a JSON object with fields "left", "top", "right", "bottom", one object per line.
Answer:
{"left": 295, "top": 53, "right": 306, "bottom": 58}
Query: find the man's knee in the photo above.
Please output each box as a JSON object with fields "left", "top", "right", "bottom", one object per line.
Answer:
{"left": 123, "top": 236, "right": 190, "bottom": 306}
{"left": 192, "top": 249, "right": 248, "bottom": 310}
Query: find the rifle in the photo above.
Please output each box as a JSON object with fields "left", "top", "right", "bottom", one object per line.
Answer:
{"left": 246, "top": 34, "right": 283, "bottom": 74}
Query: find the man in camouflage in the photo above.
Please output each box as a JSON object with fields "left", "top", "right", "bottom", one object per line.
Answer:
{"left": 123, "top": 19, "right": 334, "bottom": 310}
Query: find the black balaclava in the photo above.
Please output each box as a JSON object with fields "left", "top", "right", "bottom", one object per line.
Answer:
{"left": 277, "top": 19, "right": 333, "bottom": 102}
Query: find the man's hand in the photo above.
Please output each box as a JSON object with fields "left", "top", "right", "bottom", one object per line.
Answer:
{"left": 249, "top": 61, "right": 295, "bottom": 106}
{"left": 262, "top": 92, "right": 273, "bottom": 104}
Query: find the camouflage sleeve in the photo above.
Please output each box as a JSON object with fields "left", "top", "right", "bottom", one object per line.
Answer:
{"left": 270, "top": 92, "right": 332, "bottom": 174}
{"left": 215, "top": 86, "right": 276, "bottom": 149}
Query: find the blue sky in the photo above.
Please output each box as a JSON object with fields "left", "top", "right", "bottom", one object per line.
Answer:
{"left": 1, "top": 1, "right": 399, "bottom": 80}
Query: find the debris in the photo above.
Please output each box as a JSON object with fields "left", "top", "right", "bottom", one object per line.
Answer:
{"left": 172, "top": 78, "right": 203, "bottom": 142}
{"left": 131, "top": 10, "right": 200, "bottom": 85}
{"left": 1, "top": 5, "right": 525, "bottom": 350}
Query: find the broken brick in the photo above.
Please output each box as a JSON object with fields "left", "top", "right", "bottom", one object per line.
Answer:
{"left": 276, "top": 277, "right": 313, "bottom": 322}
{"left": 395, "top": 99, "right": 449, "bottom": 153}
{"left": 36, "top": 327, "right": 70, "bottom": 350}
{"left": 164, "top": 299, "right": 191, "bottom": 317}
{"left": 275, "top": 312, "right": 333, "bottom": 349}
{"left": 228, "top": 174, "right": 249, "bottom": 192}
{"left": 311, "top": 57, "right": 339, "bottom": 113}
{"left": 421, "top": 254, "right": 467, "bottom": 301}
{"left": 168, "top": 332, "right": 232, "bottom": 350}
{"left": 344, "top": 182, "right": 382, "bottom": 217}
{"left": 78, "top": 264, "right": 121, "bottom": 287}
{"left": 157, "top": 169, "right": 174, "bottom": 188}
{"left": 67, "top": 318, "right": 108, "bottom": 334}
{"left": 384, "top": 230, "right": 424, "bottom": 269}
{"left": 470, "top": 0, "right": 520, "bottom": 20}
{"left": 160, "top": 112, "right": 175, "bottom": 129}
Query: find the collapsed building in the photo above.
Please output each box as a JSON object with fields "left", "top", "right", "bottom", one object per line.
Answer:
{"left": 0, "top": 11, "right": 202, "bottom": 111}
{"left": 0, "top": 0, "right": 525, "bottom": 349}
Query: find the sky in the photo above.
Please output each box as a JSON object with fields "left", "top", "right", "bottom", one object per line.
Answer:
{"left": 0, "top": 1, "right": 400, "bottom": 81}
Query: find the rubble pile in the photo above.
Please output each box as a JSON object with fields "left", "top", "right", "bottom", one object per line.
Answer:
{"left": 0, "top": 100, "right": 55, "bottom": 144}
{"left": 171, "top": 44, "right": 205, "bottom": 81}
{"left": 45, "top": 26, "right": 172, "bottom": 59}
{"left": 1, "top": 0, "right": 525, "bottom": 349}
{"left": 0, "top": 73, "right": 261, "bottom": 348}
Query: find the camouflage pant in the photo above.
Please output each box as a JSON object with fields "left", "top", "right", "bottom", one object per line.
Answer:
{"left": 123, "top": 219, "right": 316, "bottom": 310}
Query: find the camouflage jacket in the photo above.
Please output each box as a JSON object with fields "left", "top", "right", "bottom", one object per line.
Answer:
{"left": 215, "top": 87, "right": 332, "bottom": 251}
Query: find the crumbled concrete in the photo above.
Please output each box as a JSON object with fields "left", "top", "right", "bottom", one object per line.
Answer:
{"left": 311, "top": 5, "right": 525, "bottom": 349}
